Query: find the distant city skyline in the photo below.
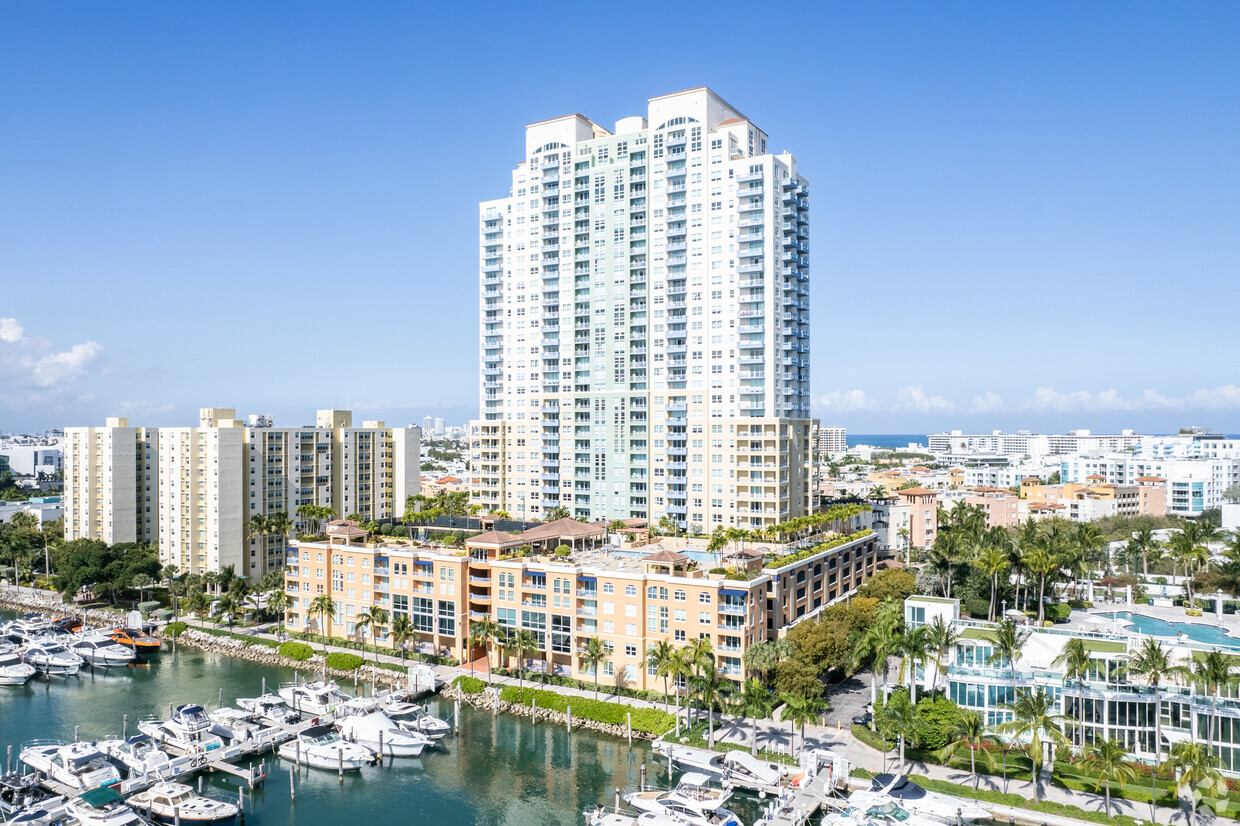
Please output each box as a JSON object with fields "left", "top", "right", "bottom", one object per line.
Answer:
{"left": 2, "top": 3, "right": 1237, "bottom": 434}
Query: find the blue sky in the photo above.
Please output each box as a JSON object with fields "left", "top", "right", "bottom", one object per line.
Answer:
{"left": 2, "top": 1, "right": 1237, "bottom": 436}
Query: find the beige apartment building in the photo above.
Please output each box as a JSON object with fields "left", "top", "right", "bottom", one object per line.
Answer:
{"left": 285, "top": 515, "right": 878, "bottom": 692}
{"left": 64, "top": 408, "right": 420, "bottom": 578}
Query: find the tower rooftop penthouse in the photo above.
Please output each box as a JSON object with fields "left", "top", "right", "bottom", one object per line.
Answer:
{"left": 473, "top": 87, "right": 814, "bottom": 533}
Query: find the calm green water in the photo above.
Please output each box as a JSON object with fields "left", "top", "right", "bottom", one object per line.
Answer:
{"left": 0, "top": 612, "right": 767, "bottom": 826}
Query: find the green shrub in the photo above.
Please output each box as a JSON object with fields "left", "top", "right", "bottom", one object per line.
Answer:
{"left": 851, "top": 724, "right": 893, "bottom": 752}
{"left": 1044, "top": 602, "right": 1071, "bottom": 622}
{"left": 325, "top": 652, "right": 365, "bottom": 671}
{"left": 165, "top": 621, "right": 188, "bottom": 638}
{"left": 1186, "top": 608, "right": 1204, "bottom": 617}
{"left": 554, "top": 544, "right": 571, "bottom": 557}
{"left": 961, "top": 596, "right": 990, "bottom": 618}
{"left": 708, "top": 567, "right": 728, "bottom": 575}
{"left": 498, "top": 686, "right": 674, "bottom": 734}
{"left": 767, "top": 529, "right": 874, "bottom": 569}
{"left": 138, "top": 600, "right": 163, "bottom": 615}
{"left": 453, "top": 675, "right": 486, "bottom": 694}
{"left": 279, "top": 641, "right": 315, "bottom": 661}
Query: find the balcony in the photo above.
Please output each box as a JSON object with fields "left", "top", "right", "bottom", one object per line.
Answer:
{"left": 739, "top": 200, "right": 764, "bottom": 213}
{"left": 736, "top": 170, "right": 763, "bottom": 184}
{"left": 577, "top": 607, "right": 598, "bottom": 618}
{"left": 737, "top": 263, "right": 765, "bottom": 274}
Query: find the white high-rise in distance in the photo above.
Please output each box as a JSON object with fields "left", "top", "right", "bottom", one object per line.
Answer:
{"left": 472, "top": 88, "right": 814, "bottom": 531}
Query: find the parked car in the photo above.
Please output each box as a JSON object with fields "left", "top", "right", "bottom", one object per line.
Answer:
{"left": 852, "top": 711, "right": 873, "bottom": 726}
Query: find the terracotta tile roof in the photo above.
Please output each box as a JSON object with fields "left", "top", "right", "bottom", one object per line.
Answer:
{"left": 436, "top": 475, "right": 463, "bottom": 484}
{"left": 718, "top": 117, "right": 747, "bottom": 125}
{"left": 1135, "top": 476, "right": 1166, "bottom": 482}
{"left": 522, "top": 518, "right": 607, "bottom": 541}
{"left": 643, "top": 549, "right": 689, "bottom": 563}
{"left": 896, "top": 487, "right": 939, "bottom": 497}
{"left": 1086, "top": 474, "right": 1106, "bottom": 480}
{"left": 467, "top": 530, "right": 520, "bottom": 545}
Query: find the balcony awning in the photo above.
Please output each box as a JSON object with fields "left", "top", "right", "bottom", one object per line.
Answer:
{"left": 413, "top": 560, "right": 433, "bottom": 567}
{"left": 577, "top": 575, "right": 597, "bottom": 582}
{"left": 720, "top": 588, "right": 749, "bottom": 598}
{"left": 1162, "top": 729, "right": 1193, "bottom": 744}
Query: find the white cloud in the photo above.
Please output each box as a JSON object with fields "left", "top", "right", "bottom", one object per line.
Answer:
{"left": 0, "top": 318, "right": 23, "bottom": 343}
{"left": 816, "top": 389, "right": 875, "bottom": 412}
{"left": 1024, "top": 385, "right": 1240, "bottom": 413}
{"left": 893, "top": 386, "right": 955, "bottom": 413}
{"left": 0, "top": 317, "right": 105, "bottom": 396}
{"left": 971, "top": 392, "right": 1005, "bottom": 413}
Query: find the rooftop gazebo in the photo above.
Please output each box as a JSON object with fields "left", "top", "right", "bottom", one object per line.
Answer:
{"left": 642, "top": 549, "right": 691, "bottom": 576}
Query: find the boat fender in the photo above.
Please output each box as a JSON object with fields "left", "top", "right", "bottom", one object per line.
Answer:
{"left": 779, "top": 766, "right": 790, "bottom": 777}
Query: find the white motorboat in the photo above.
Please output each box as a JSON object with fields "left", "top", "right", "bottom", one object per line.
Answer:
{"left": 18, "top": 742, "right": 122, "bottom": 792}
{"left": 277, "top": 724, "right": 374, "bottom": 771}
{"left": 623, "top": 772, "right": 742, "bottom": 826}
{"left": 1, "top": 616, "right": 55, "bottom": 644}
{"left": 277, "top": 680, "right": 351, "bottom": 716}
{"left": 70, "top": 636, "right": 137, "bottom": 668}
{"left": 0, "top": 773, "right": 65, "bottom": 817}
{"left": 207, "top": 707, "right": 283, "bottom": 747}
{"left": 664, "top": 746, "right": 790, "bottom": 794}
{"left": 98, "top": 735, "right": 175, "bottom": 780}
{"left": 586, "top": 811, "right": 690, "bottom": 826}
{"left": 63, "top": 786, "right": 147, "bottom": 826}
{"left": 137, "top": 705, "right": 225, "bottom": 755}
{"left": 383, "top": 702, "right": 452, "bottom": 739}
{"left": 866, "top": 775, "right": 991, "bottom": 824}
{"left": 127, "top": 782, "right": 239, "bottom": 826}
{"left": 6, "top": 802, "right": 71, "bottom": 826}
{"left": 0, "top": 645, "right": 37, "bottom": 685}
{"left": 337, "top": 711, "right": 431, "bottom": 757}
{"left": 236, "top": 694, "right": 301, "bottom": 725}
{"left": 21, "top": 640, "right": 84, "bottom": 676}
{"left": 843, "top": 791, "right": 947, "bottom": 826}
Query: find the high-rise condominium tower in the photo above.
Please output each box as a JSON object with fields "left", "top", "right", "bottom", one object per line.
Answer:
{"left": 472, "top": 88, "right": 813, "bottom": 531}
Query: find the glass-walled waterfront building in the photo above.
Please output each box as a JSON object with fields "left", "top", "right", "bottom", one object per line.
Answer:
{"left": 471, "top": 87, "right": 814, "bottom": 533}
{"left": 907, "top": 596, "right": 1240, "bottom": 774}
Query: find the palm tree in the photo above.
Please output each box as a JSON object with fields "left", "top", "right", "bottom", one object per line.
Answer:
{"left": 543, "top": 505, "right": 571, "bottom": 522}
{"left": 684, "top": 637, "right": 716, "bottom": 724}
{"left": 646, "top": 641, "right": 677, "bottom": 713}
{"left": 900, "top": 624, "right": 931, "bottom": 704}
{"left": 997, "top": 687, "right": 1069, "bottom": 801}
{"left": 878, "top": 696, "right": 918, "bottom": 770}
{"left": 355, "top": 605, "right": 389, "bottom": 665}
{"left": 512, "top": 629, "right": 540, "bottom": 686}
{"left": 669, "top": 648, "right": 696, "bottom": 727}
{"left": 696, "top": 668, "right": 725, "bottom": 749}
{"left": 924, "top": 616, "right": 960, "bottom": 697}
{"left": 706, "top": 530, "right": 728, "bottom": 563}
{"left": 1076, "top": 737, "right": 1137, "bottom": 817}
{"left": 868, "top": 485, "right": 887, "bottom": 500}
{"left": 1132, "top": 526, "right": 1159, "bottom": 577}
{"left": 987, "top": 618, "right": 1031, "bottom": 688}
{"left": 467, "top": 616, "right": 501, "bottom": 674}
{"left": 266, "top": 589, "right": 291, "bottom": 636}
{"left": 268, "top": 512, "right": 292, "bottom": 548}
{"left": 246, "top": 513, "right": 270, "bottom": 549}
{"left": 737, "top": 678, "right": 774, "bottom": 755}
{"left": 212, "top": 594, "right": 242, "bottom": 631}
{"left": 389, "top": 613, "right": 414, "bottom": 662}
{"left": 977, "top": 546, "right": 1010, "bottom": 622}
{"left": 780, "top": 693, "right": 825, "bottom": 758}
{"left": 1190, "top": 649, "right": 1237, "bottom": 750}
{"left": 579, "top": 637, "right": 608, "bottom": 699}
{"left": 852, "top": 620, "right": 902, "bottom": 707}
{"left": 1023, "top": 544, "right": 1058, "bottom": 624}
{"left": 1169, "top": 529, "right": 1209, "bottom": 606}
{"left": 1051, "top": 637, "right": 1093, "bottom": 749}
{"left": 307, "top": 594, "right": 336, "bottom": 654}
{"left": 1128, "top": 637, "right": 1190, "bottom": 766}
{"left": 936, "top": 709, "right": 995, "bottom": 790}
{"left": 131, "top": 573, "right": 153, "bottom": 605}
{"left": 1168, "top": 740, "right": 1227, "bottom": 826}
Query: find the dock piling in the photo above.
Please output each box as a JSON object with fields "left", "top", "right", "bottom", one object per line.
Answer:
{"left": 199, "top": 776, "right": 203, "bottom": 793}
{"left": 123, "top": 714, "right": 128, "bottom": 739}
{"left": 74, "top": 725, "right": 79, "bottom": 743}
{"left": 454, "top": 699, "right": 460, "bottom": 733}
{"left": 566, "top": 705, "right": 572, "bottom": 732}
{"left": 378, "top": 731, "right": 384, "bottom": 761}
{"left": 7, "top": 745, "right": 11, "bottom": 773}
{"left": 640, "top": 763, "right": 646, "bottom": 791}
{"left": 262, "top": 677, "right": 266, "bottom": 696}
{"left": 218, "top": 688, "right": 223, "bottom": 709}
{"left": 289, "top": 767, "right": 295, "bottom": 801}
{"left": 627, "top": 712, "right": 631, "bottom": 745}
{"left": 337, "top": 749, "right": 343, "bottom": 783}
{"left": 174, "top": 807, "right": 180, "bottom": 826}
{"left": 531, "top": 697, "right": 536, "bottom": 725}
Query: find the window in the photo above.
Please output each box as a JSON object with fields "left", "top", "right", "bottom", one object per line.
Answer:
{"left": 625, "top": 644, "right": 637, "bottom": 657}
{"left": 699, "top": 592, "right": 712, "bottom": 604}
{"left": 603, "top": 582, "right": 614, "bottom": 594}
{"left": 625, "top": 585, "right": 637, "bottom": 597}
{"left": 674, "top": 590, "right": 686, "bottom": 601}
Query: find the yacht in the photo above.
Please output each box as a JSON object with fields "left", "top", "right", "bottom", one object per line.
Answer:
{"left": 587, "top": 812, "right": 690, "bottom": 826}
{"left": 277, "top": 680, "right": 352, "bottom": 715}
{"left": 127, "top": 782, "right": 239, "bottom": 826}
{"left": 623, "top": 772, "right": 742, "bottom": 826}
{"left": 70, "top": 635, "right": 137, "bottom": 668}
{"left": 207, "top": 707, "right": 280, "bottom": 747}
{"left": 841, "top": 791, "right": 947, "bottom": 826}
{"left": 137, "top": 705, "right": 225, "bottom": 755}
{"left": 0, "top": 645, "right": 37, "bottom": 685}
{"left": 337, "top": 711, "right": 432, "bottom": 757}
{"left": 235, "top": 693, "right": 301, "bottom": 725}
{"left": 108, "top": 629, "right": 161, "bottom": 656}
{"left": 21, "top": 640, "right": 85, "bottom": 676}
{"left": 866, "top": 775, "right": 991, "bottom": 824}
{"left": 18, "top": 742, "right": 122, "bottom": 792}
{"left": 98, "top": 735, "right": 176, "bottom": 780}
{"left": 277, "top": 725, "right": 374, "bottom": 771}
{"left": 0, "top": 772, "right": 64, "bottom": 817}
{"left": 1, "top": 616, "right": 55, "bottom": 644}
{"left": 383, "top": 702, "right": 452, "bottom": 739}
{"left": 664, "top": 746, "right": 788, "bottom": 794}
{"left": 63, "top": 786, "right": 148, "bottom": 826}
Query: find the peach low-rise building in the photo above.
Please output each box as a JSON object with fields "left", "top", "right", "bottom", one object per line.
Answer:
{"left": 962, "top": 487, "right": 1020, "bottom": 529}
{"left": 895, "top": 487, "right": 940, "bottom": 549}
{"left": 285, "top": 516, "right": 879, "bottom": 692}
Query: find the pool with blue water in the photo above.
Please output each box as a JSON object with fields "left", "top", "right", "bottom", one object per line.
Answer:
{"left": 1110, "top": 611, "right": 1240, "bottom": 648}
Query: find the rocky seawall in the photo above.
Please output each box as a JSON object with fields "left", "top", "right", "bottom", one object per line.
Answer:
{"left": 441, "top": 682, "right": 658, "bottom": 741}
{"left": 159, "top": 627, "right": 412, "bottom": 688}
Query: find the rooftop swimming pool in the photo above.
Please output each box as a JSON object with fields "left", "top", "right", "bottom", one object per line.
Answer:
{"left": 1110, "top": 611, "right": 1240, "bottom": 649}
